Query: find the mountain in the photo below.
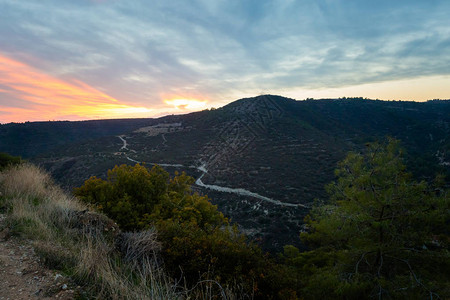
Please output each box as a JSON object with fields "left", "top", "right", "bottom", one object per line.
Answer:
{"left": 1, "top": 95, "right": 449, "bottom": 251}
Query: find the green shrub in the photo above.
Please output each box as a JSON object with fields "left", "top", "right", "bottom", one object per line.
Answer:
{"left": 74, "top": 164, "right": 227, "bottom": 231}
{"left": 0, "top": 152, "right": 22, "bottom": 171}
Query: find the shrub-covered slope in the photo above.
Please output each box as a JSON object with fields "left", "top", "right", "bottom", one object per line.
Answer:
{"left": 0, "top": 164, "right": 296, "bottom": 299}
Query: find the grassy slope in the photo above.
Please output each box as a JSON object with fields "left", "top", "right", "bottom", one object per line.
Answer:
{"left": 0, "top": 164, "right": 182, "bottom": 299}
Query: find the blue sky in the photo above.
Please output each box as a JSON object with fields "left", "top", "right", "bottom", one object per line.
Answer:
{"left": 0, "top": 0, "right": 449, "bottom": 122}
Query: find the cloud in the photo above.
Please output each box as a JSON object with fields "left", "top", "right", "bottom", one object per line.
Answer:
{"left": 0, "top": 54, "right": 152, "bottom": 123}
{"left": 0, "top": 0, "right": 449, "bottom": 122}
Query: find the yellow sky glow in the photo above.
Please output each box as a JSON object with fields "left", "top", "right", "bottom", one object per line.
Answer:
{"left": 278, "top": 75, "right": 450, "bottom": 101}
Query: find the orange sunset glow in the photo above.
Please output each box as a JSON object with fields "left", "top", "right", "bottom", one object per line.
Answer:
{"left": 0, "top": 54, "right": 152, "bottom": 123}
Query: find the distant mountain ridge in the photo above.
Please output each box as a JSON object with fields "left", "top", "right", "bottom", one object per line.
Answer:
{"left": 1, "top": 95, "right": 449, "bottom": 250}
{"left": 0, "top": 119, "right": 154, "bottom": 158}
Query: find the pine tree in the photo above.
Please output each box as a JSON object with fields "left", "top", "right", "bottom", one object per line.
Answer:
{"left": 299, "top": 138, "right": 449, "bottom": 299}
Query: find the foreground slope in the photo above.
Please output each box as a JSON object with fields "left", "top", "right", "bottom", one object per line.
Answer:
{"left": 0, "top": 164, "right": 185, "bottom": 299}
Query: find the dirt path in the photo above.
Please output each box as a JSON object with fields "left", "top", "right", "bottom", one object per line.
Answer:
{"left": 0, "top": 214, "right": 75, "bottom": 300}
{"left": 117, "top": 135, "right": 129, "bottom": 150}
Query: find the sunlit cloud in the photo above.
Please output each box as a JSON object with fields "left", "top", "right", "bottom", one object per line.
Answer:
{"left": 0, "top": 54, "right": 153, "bottom": 123}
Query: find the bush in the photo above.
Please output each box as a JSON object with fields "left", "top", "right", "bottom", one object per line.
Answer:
{"left": 75, "top": 164, "right": 296, "bottom": 298}
{"left": 74, "top": 164, "right": 227, "bottom": 230}
{"left": 0, "top": 152, "right": 22, "bottom": 171}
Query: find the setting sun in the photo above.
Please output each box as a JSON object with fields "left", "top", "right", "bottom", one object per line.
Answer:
{"left": 164, "top": 98, "right": 208, "bottom": 110}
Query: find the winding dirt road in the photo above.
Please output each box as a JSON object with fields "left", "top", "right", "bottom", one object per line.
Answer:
{"left": 117, "top": 135, "right": 306, "bottom": 208}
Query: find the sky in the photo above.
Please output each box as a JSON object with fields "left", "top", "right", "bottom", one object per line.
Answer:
{"left": 1, "top": 0, "right": 449, "bottom": 123}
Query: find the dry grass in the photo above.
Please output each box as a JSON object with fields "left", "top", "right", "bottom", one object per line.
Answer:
{"left": 117, "top": 229, "right": 161, "bottom": 263}
{"left": 0, "top": 164, "right": 81, "bottom": 240}
{"left": 0, "top": 164, "right": 181, "bottom": 299}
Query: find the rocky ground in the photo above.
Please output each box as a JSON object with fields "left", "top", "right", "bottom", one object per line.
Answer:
{"left": 0, "top": 214, "right": 77, "bottom": 300}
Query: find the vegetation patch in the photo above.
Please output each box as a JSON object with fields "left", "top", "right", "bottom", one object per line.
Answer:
{"left": 0, "top": 152, "right": 22, "bottom": 171}
{"left": 75, "top": 164, "right": 296, "bottom": 298}
{"left": 0, "top": 164, "right": 181, "bottom": 299}
{"left": 282, "top": 138, "right": 450, "bottom": 299}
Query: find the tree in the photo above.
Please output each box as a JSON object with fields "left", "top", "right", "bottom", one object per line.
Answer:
{"left": 297, "top": 138, "right": 449, "bottom": 299}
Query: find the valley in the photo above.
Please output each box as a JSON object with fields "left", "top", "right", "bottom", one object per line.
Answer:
{"left": 117, "top": 133, "right": 303, "bottom": 208}
{"left": 1, "top": 95, "right": 449, "bottom": 251}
